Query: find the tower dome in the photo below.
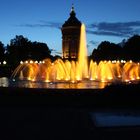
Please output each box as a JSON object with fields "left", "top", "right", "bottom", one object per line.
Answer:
{"left": 62, "top": 5, "right": 81, "bottom": 27}
{"left": 61, "top": 5, "right": 82, "bottom": 60}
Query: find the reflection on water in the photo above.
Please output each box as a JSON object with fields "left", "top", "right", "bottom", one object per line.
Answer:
{"left": 91, "top": 110, "right": 140, "bottom": 127}
{"left": 0, "top": 77, "right": 110, "bottom": 89}
{"left": 0, "top": 77, "right": 9, "bottom": 87}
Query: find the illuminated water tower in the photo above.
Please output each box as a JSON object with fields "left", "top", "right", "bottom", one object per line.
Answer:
{"left": 61, "top": 5, "right": 81, "bottom": 60}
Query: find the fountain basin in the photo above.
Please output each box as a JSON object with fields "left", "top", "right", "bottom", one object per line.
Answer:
{"left": 0, "top": 81, "right": 140, "bottom": 109}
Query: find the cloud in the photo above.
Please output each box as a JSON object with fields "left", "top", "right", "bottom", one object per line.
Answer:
{"left": 50, "top": 48, "right": 62, "bottom": 55}
{"left": 87, "top": 30, "right": 128, "bottom": 37}
{"left": 19, "top": 21, "right": 62, "bottom": 29}
{"left": 87, "top": 21, "right": 140, "bottom": 37}
{"left": 18, "top": 20, "right": 140, "bottom": 38}
{"left": 86, "top": 41, "right": 99, "bottom": 51}
{"left": 88, "top": 40, "right": 99, "bottom": 46}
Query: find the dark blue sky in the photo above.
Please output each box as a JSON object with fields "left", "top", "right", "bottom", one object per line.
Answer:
{"left": 0, "top": 0, "right": 140, "bottom": 55}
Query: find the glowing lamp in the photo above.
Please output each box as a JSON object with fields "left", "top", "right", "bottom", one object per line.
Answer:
{"left": 20, "top": 61, "right": 23, "bottom": 64}
{"left": 3, "top": 61, "right": 7, "bottom": 65}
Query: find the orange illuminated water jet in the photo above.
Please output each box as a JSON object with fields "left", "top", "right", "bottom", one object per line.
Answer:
{"left": 11, "top": 24, "right": 140, "bottom": 85}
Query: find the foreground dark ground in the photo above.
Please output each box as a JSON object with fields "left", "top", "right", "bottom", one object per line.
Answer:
{"left": 1, "top": 83, "right": 140, "bottom": 140}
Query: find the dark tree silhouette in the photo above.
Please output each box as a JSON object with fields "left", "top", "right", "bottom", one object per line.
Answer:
{"left": 0, "top": 41, "right": 5, "bottom": 61}
{"left": 30, "top": 41, "right": 51, "bottom": 60}
{"left": 6, "top": 35, "right": 52, "bottom": 68}
{"left": 6, "top": 35, "right": 31, "bottom": 66}
{"left": 91, "top": 41, "right": 122, "bottom": 61}
{"left": 123, "top": 35, "right": 140, "bottom": 61}
{"left": 91, "top": 35, "right": 140, "bottom": 62}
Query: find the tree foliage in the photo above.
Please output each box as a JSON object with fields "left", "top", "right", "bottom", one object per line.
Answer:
{"left": 30, "top": 41, "right": 51, "bottom": 60}
{"left": 91, "top": 41, "right": 122, "bottom": 61}
{"left": 6, "top": 35, "right": 31, "bottom": 64}
{"left": 123, "top": 35, "right": 140, "bottom": 61}
{"left": 6, "top": 35, "right": 52, "bottom": 66}
{"left": 91, "top": 35, "right": 140, "bottom": 62}
{"left": 0, "top": 41, "right": 5, "bottom": 61}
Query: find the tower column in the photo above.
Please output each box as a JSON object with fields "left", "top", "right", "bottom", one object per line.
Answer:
{"left": 61, "top": 6, "right": 81, "bottom": 61}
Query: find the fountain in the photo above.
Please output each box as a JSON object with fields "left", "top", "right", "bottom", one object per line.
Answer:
{"left": 11, "top": 24, "right": 89, "bottom": 83}
{"left": 11, "top": 24, "right": 140, "bottom": 88}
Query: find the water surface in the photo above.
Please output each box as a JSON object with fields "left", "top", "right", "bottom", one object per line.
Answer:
{"left": 0, "top": 77, "right": 110, "bottom": 89}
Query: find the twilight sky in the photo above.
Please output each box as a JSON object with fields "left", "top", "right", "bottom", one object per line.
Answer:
{"left": 0, "top": 0, "right": 140, "bottom": 55}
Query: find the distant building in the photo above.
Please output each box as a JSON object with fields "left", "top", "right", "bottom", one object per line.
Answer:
{"left": 61, "top": 6, "right": 81, "bottom": 60}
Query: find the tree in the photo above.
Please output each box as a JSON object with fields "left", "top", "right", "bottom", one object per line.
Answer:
{"left": 123, "top": 35, "right": 140, "bottom": 61}
{"left": 6, "top": 35, "right": 52, "bottom": 69}
{"left": 29, "top": 41, "right": 51, "bottom": 60}
{"left": 6, "top": 35, "right": 31, "bottom": 66}
{"left": 0, "top": 41, "right": 5, "bottom": 61}
{"left": 91, "top": 41, "right": 122, "bottom": 61}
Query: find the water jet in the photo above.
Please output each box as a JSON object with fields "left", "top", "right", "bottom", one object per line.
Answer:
{"left": 9, "top": 6, "right": 140, "bottom": 89}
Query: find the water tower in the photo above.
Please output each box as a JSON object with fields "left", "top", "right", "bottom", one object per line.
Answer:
{"left": 61, "top": 5, "right": 81, "bottom": 60}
